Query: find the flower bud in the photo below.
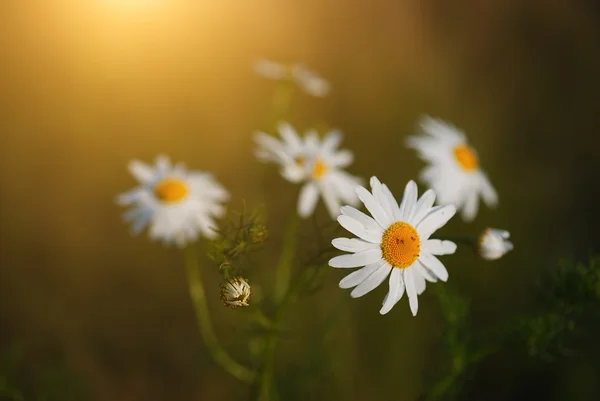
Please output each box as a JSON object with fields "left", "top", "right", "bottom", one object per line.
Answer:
{"left": 477, "top": 228, "right": 514, "bottom": 260}
{"left": 220, "top": 277, "right": 252, "bottom": 308}
{"left": 249, "top": 223, "right": 268, "bottom": 244}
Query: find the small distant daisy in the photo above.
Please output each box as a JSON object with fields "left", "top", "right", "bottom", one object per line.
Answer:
{"left": 329, "top": 177, "right": 457, "bottom": 316}
{"left": 254, "top": 122, "right": 362, "bottom": 219}
{"left": 406, "top": 116, "right": 498, "bottom": 221}
{"left": 254, "top": 58, "right": 330, "bottom": 97}
{"left": 117, "top": 155, "right": 229, "bottom": 247}
{"left": 477, "top": 228, "right": 514, "bottom": 260}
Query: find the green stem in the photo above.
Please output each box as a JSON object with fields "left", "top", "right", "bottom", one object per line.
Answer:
{"left": 273, "top": 214, "right": 300, "bottom": 303}
{"left": 184, "top": 245, "right": 256, "bottom": 383}
{"left": 256, "top": 257, "right": 315, "bottom": 401}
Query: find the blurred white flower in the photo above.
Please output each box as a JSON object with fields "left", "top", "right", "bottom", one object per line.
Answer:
{"left": 253, "top": 58, "right": 330, "bottom": 97}
{"left": 220, "top": 277, "right": 252, "bottom": 308}
{"left": 406, "top": 116, "right": 498, "bottom": 222}
{"left": 477, "top": 228, "right": 513, "bottom": 260}
{"left": 329, "top": 177, "right": 457, "bottom": 316}
{"left": 254, "top": 122, "right": 362, "bottom": 219}
{"left": 117, "top": 155, "right": 229, "bottom": 247}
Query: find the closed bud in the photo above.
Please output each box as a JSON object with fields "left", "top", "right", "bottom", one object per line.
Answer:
{"left": 220, "top": 277, "right": 252, "bottom": 308}
{"left": 477, "top": 228, "right": 514, "bottom": 260}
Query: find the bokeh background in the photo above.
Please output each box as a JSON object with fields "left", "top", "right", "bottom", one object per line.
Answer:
{"left": 2, "top": 0, "right": 600, "bottom": 400}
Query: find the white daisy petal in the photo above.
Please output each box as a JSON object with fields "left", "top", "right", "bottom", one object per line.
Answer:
{"left": 461, "top": 192, "right": 479, "bottom": 222}
{"left": 409, "top": 189, "right": 436, "bottom": 226}
{"left": 356, "top": 185, "right": 391, "bottom": 228}
{"left": 379, "top": 268, "right": 404, "bottom": 315}
{"left": 254, "top": 58, "right": 288, "bottom": 80}
{"left": 350, "top": 262, "right": 392, "bottom": 298}
{"left": 278, "top": 122, "right": 304, "bottom": 152}
{"left": 404, "top": 268, "right": 419, "bottom": 316}
{"left": 370, "top": 177, "right": 395, "bottom": 222}
{"left": 329, "top": 248, "right": 382, "bottom": 268}
{"left": 298, "top": 182, "right": 319, "bottom": 218}
{"left": 281, "top": 164, "right": 305, "bottom": 183}
{"left": 339, "top": 262, "right": 381, "bottom": 289}
{"left": 340, "top": 206, "right": 382, "bottom": 235}
{"left": 479, "top": 173, "right": 498, "bottom": 207}
{"left": 332, "top": 238, "right": 378, "bottom": 253}
{"left": 414, "top": 259, "right": 438, "bottom": 283}
{"left": 320, "top": 179, "right": 341, "bottom": 219}
{"left": 337, "top": 215, "right": 382, "bottom": 243}
{"left": 128, "top": 160, "right": 155, "bottom": 184}
{"left": 329, "top": 150, "right": 354, "bottom": 168}
{"left": 416, "top": 205, "right": 456, "bottom": 240}
{"left": 425, "top": 239, "right": 457, "bottom": 255}
{"left": 155, "top": 155, "right": 171, "bottom": 174}
{"left": 254, "top": 132, "right": 285, "bottom": 155}
{"left": 418, "top": 252, "right": 449, "bottom": 282}
{"left": 304, "top": 130, "right": 320, "bottom": 153}
{"left": 321, "top": 130, "right": 342, "bottom": 154}
{"left": 398, "top": 180, "right": 418, "bottom": 222}
{"left": 414, "top": 270, "right": 426, "bottom": 295}
{"left": 381, "top": 184, "right": 401, "bottom": 221}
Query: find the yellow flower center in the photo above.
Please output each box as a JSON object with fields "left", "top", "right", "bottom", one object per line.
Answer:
{"left": 311, "top": 159, "right": 327, "bottom": 180}
{"left": 453, "top": 144, "right": 478, "bottom": 171}
{"left": 154, "top": 178, "right": 189, "bottom": 203}
{"left": 381, "top": 222, "right": 420, "bottom": 269}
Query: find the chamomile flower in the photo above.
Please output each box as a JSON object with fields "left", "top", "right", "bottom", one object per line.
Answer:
{"left": 329, "top": 177, "right": 457, "bottom": 316}
{"left": 254, "top": 122, "right": 362, "bottom": 219}
{"left": 117, "top": 155, "right": 229, "bottom": 247}
{"left": 406, "top": 116, "right": 498, "bottom": 221}
{"left": 254, "top": 58, "right": 330, "bottom": 97}
{"left": 477, "top": 228, "right": 514, "bottom": 260}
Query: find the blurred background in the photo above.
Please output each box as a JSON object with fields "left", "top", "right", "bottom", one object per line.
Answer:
{"left": 1, "top": 0, "right": 600, "bottom": 400}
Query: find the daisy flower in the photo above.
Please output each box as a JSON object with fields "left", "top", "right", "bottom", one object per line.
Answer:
{"left": 254, "top": 122, "right": 362, "bottom": 219}
{"left": 477, "top": 228, "right": 514, "bottom": 260}
{"left": 117, "top": 155, "right": 229, "bottom": 247}
{"left": 329, "top": 177, "right": 457, "bottom": 316}
{"left": 406, "top": 116, "right": 498, "bottom": 221}
{"left": 253, "top": 58, "right": 330, "bottom": 97}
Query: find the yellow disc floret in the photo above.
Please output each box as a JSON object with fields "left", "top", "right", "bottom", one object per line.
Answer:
{"left": 381, "top": 222, "right": 420, "bottom": 269}
{"left": 154, "top": 178, "right": 189, "bottom": 203}
{"left": 453, "top": 144, "right": 478, "bottom": 171}
{"left": 311, "top": 159, "right": 328, "bottom": 180}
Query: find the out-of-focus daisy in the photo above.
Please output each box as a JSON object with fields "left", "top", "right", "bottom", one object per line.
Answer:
{"left": 477, "top": 228, "right": 513, "bottom": 260}
{"left": 406, "top": 116, "right": 498, "bottom": 221}
{"left": 329, "top": 177, "right": 457, "bottom": 316}
{"left": 220, "top": 277, "right": 252, "bottom": 308}
{"left": 253, "top": 58, "right": 330, "bottom": 97}
{"left": 117, "top": 155, "right": 229, "bottom": 247}
{"left": 254, "top": 122, "right": 362, "bottom": 219}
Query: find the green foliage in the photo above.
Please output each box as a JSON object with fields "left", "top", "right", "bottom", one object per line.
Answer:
{"left": 0, "top": 341, "right": 90, "bottom": 401}
{"left": 421, "top": 253, "right": 600, "bottom": 401}
{"left": 522, "top": 253, "right": 600, "bottom": 361}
